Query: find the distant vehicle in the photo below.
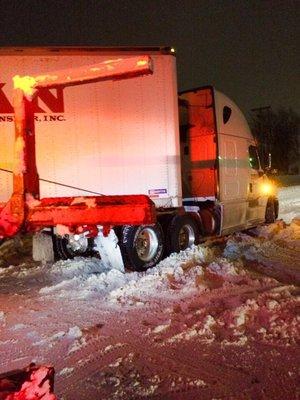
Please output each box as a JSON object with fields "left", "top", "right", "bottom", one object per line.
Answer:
{"left": 0, "top": 47, "right": 278, "bottom": 271}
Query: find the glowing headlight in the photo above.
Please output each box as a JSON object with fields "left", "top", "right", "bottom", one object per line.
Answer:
{"left": 260, "top": 182, "right": 274, "bottom": 196}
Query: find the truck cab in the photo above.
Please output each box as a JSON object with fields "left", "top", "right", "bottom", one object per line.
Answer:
{"left": 179, "top": 86, "right": 277, "bottom": 235}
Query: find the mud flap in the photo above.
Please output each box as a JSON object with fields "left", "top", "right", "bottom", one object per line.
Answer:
{"left": 94, "top": 228, "right": 125, "bottom": 272}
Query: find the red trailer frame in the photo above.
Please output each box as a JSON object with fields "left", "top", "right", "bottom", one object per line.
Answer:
{"left": 0, "top": 56, "right": 156, "bottom": 239}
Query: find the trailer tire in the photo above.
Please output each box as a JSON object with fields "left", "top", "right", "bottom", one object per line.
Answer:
{"left": 166, "top": 214, "right": 200, "bottom": 254}
{"left": 119, "top": 224, "right": 164, "bottom": 271}
{"left": 265, "top": 198, "right": 276, "bottom": 223}
{"left": 53, "top": 234, "right": 95, "bottom": 260}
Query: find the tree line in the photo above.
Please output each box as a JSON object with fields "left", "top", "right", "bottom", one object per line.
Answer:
{"left": 250, "top": 107, "right": 299, "bottom": 175}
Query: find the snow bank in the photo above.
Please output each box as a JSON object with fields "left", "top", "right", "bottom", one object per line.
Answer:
{"left": 225, "top": 219, "right": 300, "bottom": 263}
{"left": 38, "top": 245, "right": 246, "bottom": 303}
{"left": 32, "top": 219, "right": 297, "bottom": 305}
{"left": 255, "top": 218, "right": 300, "bottom": 242}
{"left": 39, "top": 259, "right": 129, "bottom": 299}
{"left": 159, "top": 284, "right": 299, "bottom": 347}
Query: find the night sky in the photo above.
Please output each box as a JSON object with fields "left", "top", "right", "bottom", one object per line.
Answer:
{"left": 1, "top": 0, "right": 299, "bottom": 117}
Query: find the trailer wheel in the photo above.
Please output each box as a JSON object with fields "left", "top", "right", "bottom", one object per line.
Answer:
{"left": 53, "top": 234, "right": 95, "bottom": 260}
{"left": 166, "top": 215, "right": 200, "bottom": 254}
{"left": 120, "top": 224, "right": 164, "bottom": 271}
{"left": 265, "top": 198, "right": 276, "bottom": 223}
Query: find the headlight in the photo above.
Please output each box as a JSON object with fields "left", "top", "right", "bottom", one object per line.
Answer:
{"left": 260, "top": 182, "right": 275, "bottom": 196}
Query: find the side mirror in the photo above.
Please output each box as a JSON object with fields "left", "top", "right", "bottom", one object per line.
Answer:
{"left": 263, "top": 153, "right": 274, "bottom": 175}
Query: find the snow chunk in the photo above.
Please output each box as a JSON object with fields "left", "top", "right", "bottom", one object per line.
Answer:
{"left": 71, "top": 196, "right": 96, "bottom": 208}
{"left": 68, "top": 337, "right": 87, "bottom": 354}
{"left": 49, "top": 257, "right": 105, "bottom": 279}
{"left": 11, "top": 323, "right": 27, "bottom": 331}
{"left": 109, "top": 357, "right": 123, "bottom": 368}
{"left": 233, "top": 308, "right": 247, "bottom": 327}
{"left": 207, "top": 259, "right": 239, "bottom": 276}
{"left": 222, "top": 335, "right": 248, "bottom": 346}
{"left": 67, "top": 326, "right": 82, "bottom": 339}
{"left": 267, "top": 300, "right": 279, "bottom": 310}
{"left": 152, "top": 321, "right": 171, "bottom": 334}
{"left": 0, "top": 311, "right": 5, "bottom": 323}
{"left": 26, "top": 194, "right": 41, "bottom": 208}
{"left": 58, "top": 367, "right": 74, "bottom": 376}
{"left": 50, "top": 331, "right": 65, "bottom": 340}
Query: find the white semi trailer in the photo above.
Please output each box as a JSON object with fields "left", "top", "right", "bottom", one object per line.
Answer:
{"left": 0, "top": 47, "right": 278, "bottom": 270}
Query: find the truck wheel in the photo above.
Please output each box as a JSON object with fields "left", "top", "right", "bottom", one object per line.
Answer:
{"left": 166, "top": 215, "right": 200, "bottom": 254}
{"left": 265, "top": 198, "right": 276, "bottom": 223}
{"left": 53, "top": 234, "right": 95, "bottom": 260}
{"left": 120, "top": 224, "right": 164, "bottom": 271}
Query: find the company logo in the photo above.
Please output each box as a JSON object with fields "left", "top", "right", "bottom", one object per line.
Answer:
{"left": 0, "top": 83, "right": 65, "bottom": 122}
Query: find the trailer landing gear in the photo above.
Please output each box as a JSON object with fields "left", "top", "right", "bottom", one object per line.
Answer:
{"left": 53, "top": 233, "right": 95, "bottom": 260}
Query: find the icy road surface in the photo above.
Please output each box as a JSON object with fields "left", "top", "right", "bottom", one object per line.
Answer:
{"left": 0, "top": 186, "right": 299, "bottom": 399}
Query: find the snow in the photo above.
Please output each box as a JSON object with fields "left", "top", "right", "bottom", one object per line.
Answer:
{"left": 11, "top": 323, "right": 27, "bottom": 331}
{"left": 26, "top": 194, "right": 41, "bottom": 208}
{"left": 0, "top": 186, "right": 299, "bottom": 399}
{"left": 58, "top": 367, "right": 74, "bottom": 376}
{"left": 152, "top": 322, "right": 171, "bottom": 334}
{"left": 70, "top": 197, "right": 96, "bottom": 208}
{"left": 278, "top": 185, "right": 300, "bottom": 222}
{"left": 67, "top": 326, "right": 83, "bottom": 339}
{"left": 0, "top": 311, "right": 5, "bottom": 323}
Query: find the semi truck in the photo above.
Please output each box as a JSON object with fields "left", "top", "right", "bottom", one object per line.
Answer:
{"left": 0, "top": 47, "right": 278, "bottom": 271}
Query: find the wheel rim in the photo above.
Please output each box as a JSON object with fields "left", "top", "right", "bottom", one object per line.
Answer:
{"left": 135, "top": 227, "right": 159, "bottom": 262}
{"left": 178, "top": 224, "right": 195, "bottom": 250}
{"left": 66, "top": 234, "right": 89, "bottom": 254}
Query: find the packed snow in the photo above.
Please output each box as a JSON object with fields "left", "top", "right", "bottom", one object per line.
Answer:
{"left": 0, "top": 186, "right": 299, "bottom": 399}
